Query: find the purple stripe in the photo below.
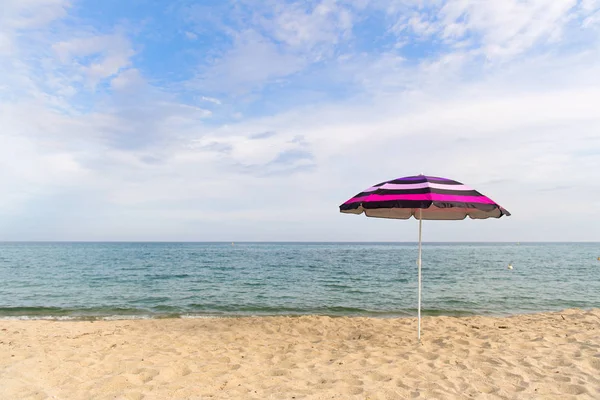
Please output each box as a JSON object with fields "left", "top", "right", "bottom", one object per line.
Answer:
{"left": 380, "top": 182, "right": 474, "bottom": 191}
{"left": 392, "top": 176, "right": 454, "bottom": 182}
{"left": 423, "top": 176, "right": 454, "bottom": 181}
{"left": 391, "top": 176, "right": 430, "bottom": 181}
{"left": 360, "top": 176, "right": 459, "bottom": 193}
{"left": 345, "top": 193, "right": 496, "bottom": 205}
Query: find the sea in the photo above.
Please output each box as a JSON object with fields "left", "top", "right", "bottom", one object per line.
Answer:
{"left": 0, "top": 242, "right": 598, "bottom": 320}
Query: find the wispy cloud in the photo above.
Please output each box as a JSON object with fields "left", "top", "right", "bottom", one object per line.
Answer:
{"left": 201, "top": 96, "right": 221, "bottom": 105}
{"left": 0, "top": 0, "right": 69, "bottom": 53}
{"left": 53, "top": 33, "right": 136, "bottom": 89}
{"left": 387, "top": 0, "right": 598, "bottom": 59}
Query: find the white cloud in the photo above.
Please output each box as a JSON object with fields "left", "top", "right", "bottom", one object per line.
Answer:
{"left": 194, "top": 29, "right": 305, "bottom": 92}
{"left": 389, "top": 0, "right": 598, "bottom": 59}
{"left": 0, "top": 0, "right": 68, "bottom": 31}
{"left": 260, "top": 0, "right": 354, "bottom": 51}
{"left": 581, "top": 0, "right": 600, "bottom": 12}
{"left": 0, "top": 0, "right": 69, "bottom": 56}
{"left": 185, "top": 31, "right": 198, "bottom": 40}
{"left": 190, "top": 130, "right": 312, "bottom": 173}
{"left": 110, "top": 68, "right": 145, "bottom": 91}
{"left": 0, "top": 33, "right": 12, "bottom": 54}
{"left": 0, "top": 126, "right": 88, "bottom": 215}
{"left": 201, "top": 96, "right": 222, "bottom": 105}
{"left": 189, "top": 0, "right": 357, "bottom": 93}
{"left": 53, "top": 33, "right": 136, "bottom": 88}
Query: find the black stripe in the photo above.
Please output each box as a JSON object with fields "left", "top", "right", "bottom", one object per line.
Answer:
{"left": 388, "top": 178, "right": 427, "bottom": 184}
{"left": 339, "top": 202, "right": 361, "bottom": 211}
{"left": 341, "top": 200, "right": 434, "bottom": 211}
{"left": 431, "top": 201, "right": 499, "bottom": 212}
{"left": 341, "top": 200, "right": 503, "bottom": 213}
{"left": 350, "top": 193, "right": 371, "bottom": 199}
{"left": 427, "top": 178, "right": 462, "bottom": 185}
{"left": 349, "top": 191, "right": 373, "bottom": 199}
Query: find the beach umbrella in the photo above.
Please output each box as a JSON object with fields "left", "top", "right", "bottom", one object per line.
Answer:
{"left": 339, "top": 175, "right": 510, "bottom": 340}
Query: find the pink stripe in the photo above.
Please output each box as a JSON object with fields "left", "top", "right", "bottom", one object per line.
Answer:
{"left": 345, "top": 194, "right": 496, "bottom": 204}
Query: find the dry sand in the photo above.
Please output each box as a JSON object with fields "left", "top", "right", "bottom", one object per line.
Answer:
{"left": 1, "top": 309, "right": 599, "bottom": 400}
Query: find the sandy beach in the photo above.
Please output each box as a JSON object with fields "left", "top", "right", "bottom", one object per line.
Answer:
{"left": 1, "top": 309, "right": 599, "bottom": 400}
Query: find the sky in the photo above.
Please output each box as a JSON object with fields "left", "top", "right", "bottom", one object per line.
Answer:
{"left": 1, "top": 0, "right": 599, "bottom": 242}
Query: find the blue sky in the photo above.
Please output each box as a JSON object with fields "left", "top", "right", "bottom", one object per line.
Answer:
{"left": 1, "top": 0, "right": 600, "bottom": 241}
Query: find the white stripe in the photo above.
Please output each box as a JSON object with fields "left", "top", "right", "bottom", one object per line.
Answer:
{"left": 362, "top": 186, "right": 380, "bottom": 192}
{"left": 380, "top": 182, "right": 474, "bottom": 191}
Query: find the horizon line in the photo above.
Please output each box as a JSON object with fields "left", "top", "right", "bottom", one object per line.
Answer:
{"left": 0, "top": 241, "right": 598, "bottom": 244}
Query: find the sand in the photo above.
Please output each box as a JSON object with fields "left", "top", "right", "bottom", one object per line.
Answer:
{"left": 1, "top": 309, "right": 599, "bottom": 400}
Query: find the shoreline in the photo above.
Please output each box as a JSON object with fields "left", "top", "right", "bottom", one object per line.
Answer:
{"left": 0, "top": 306, "right": 597, "bottom": 321}
{"left": 2, "top": 308, "right": 599, "bottom": 399}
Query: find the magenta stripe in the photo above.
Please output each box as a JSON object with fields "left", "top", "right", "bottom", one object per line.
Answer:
{"left": 345, "top": 193, "right": 496, "bottom": 204}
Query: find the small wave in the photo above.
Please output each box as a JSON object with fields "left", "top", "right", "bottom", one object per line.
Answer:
{"left": 0, "top": 314, "right": 155, "bottom": 321}
{"left": 0, "top": 306, "right": 69, "bottom": 316}
{"left": 323, "top": 284, "right": 352, "bottom": 289}
{"left": 180, "top": 314, "right": 225, "bottom": 319}
{"left": 0, "top": 315, "right": 81, "bottom": 321}
{"left": 146, "top": 274, "right": 192, "bottom": 280}
{"left": 0, "top": 306, "right": 152, "bottom": 320}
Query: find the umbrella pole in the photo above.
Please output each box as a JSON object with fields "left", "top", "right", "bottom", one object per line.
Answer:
{"left": 418, "top": 209, "right": 422, "bottom": 342}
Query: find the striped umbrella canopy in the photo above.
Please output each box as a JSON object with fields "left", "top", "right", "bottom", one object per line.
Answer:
{"left": 340, "top": 175, "right": 510, "bottom": 220}
{"left": 339, "top": 175, "right": 510, "bottom": 340}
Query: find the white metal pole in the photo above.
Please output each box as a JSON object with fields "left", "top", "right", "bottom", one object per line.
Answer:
{"left": 418, "top": 209, "right": 422, "bottom": 341}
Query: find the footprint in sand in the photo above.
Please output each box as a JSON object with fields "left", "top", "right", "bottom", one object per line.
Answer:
{"left": 312, "top": 380, "right": 334, "bottom": 390}
{"left": 366, "top": 371, "right": 392, "bottom": 382}
{"left": 587, "top": 357, "right": 600, "bottom": 370}
{"left": 342, "top": 386, "right": 363, "bottom": 395}
{"left": 479, "top": 366, "right": 496, "bottom": 376}
{"left": 343, "top": 377, "right": 363, "bottom": 386}
{"left": 270, "top": 369, "right": 288, "bottom": 377}
{"left": 557, "top": 383, "right": 588, "bottom": 395}
{"left": 421, "top": 352, "right": 439, "bottom": 361}
{"left": 552, "top": 375, "right": 571, "bottom": 383}
{"left": 155, "top": 364, "right": 191, "bottom": 381}
{"left": 132, "top": 368, "right": 159, "bottom": 383}
{"left": 123, "top": 392, "right": 144, "bottom": 400}
{"left": 396, "top": 380, "right": 410, "bottom": 389}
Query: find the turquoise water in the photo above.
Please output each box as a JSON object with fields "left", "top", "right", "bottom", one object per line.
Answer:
{"left": 0, "top": 242, "right": 598, "bottom": 319}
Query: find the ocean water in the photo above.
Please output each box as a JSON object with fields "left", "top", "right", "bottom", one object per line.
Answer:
{"left": 0, "top": 242, "right": 598, "bottom": 320}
